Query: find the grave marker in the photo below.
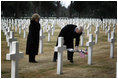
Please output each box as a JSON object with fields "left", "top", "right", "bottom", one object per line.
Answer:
{"left": 95, "top": 26, "right": 99, "bottom": 44}
{"left": 39, "top": 29, "right": 45, "bottom": 54}
{"left": 54, "top": 37, "right": 66, "bottom": 75}
{"left": 6, "top": 27, "right": 10, "bottom": 46}
{"left": 6, "top": 41, "right": 24, "bottom": 78}
{"left": 9, "top": 31, "right": 17, "bottom": 53}
{"left": 23, "top": 25, "right": 26, "bottom": 38}
{"left": 48, "top": 26, "right": 51, "bottom": 42}
{"left": 81, "top": 32, "right": 84, "bottom": 46}
{"left": 86, "top": 34, "right": 95, "bottom": 65}
{"left": 107, "top": 26, "right": 111, "bottom": 42}
{"left": 19, "top": 23, "right": 21, "bottom": 34}
{"left": 109, "top": 31, "right": 115, "bottom": 58}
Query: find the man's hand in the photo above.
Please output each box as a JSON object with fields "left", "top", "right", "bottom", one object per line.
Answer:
{"left": 75, "top": 46, "right": 79, "bottom": 50}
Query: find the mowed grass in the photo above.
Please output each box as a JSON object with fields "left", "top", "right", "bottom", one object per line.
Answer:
{"left": 1, "top": 24, "right": 117, "bottom": 78}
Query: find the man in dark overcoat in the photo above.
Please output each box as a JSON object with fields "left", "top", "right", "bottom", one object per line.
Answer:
{"left": 53, "top": 24, "right": 83, "bottom": 63}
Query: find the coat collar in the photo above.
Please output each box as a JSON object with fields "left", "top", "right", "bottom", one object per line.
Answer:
{"left": 31, "top": 20, "right": 39, "bottom": 24}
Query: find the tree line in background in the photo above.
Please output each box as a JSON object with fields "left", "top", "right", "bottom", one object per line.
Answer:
{"left": 1, "top": 1, "right": 117, "bottom": 18}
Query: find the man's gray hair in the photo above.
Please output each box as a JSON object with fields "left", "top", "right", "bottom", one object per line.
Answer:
{"left": 77, "top": 26, "right": 83, "bottom": 31}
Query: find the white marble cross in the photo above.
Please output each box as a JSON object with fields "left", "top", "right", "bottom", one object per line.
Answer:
{"left": 81, "top": 32, "right": 84, "bottom": 46}
{"left": 113, "top": 24, "right": 115, "bottom": 32}
{"left": 95, "top": 26, "right": 99, "bottom": 44}
{"left": 86, "top": 34, "right": 95, "bottom": 65}
{"left": 54, "top": 37, "right": 66, "bottom": 75}
{"left": 89, "top": 22, "right": 92, "bottom": 32}
{"left": 12, "top": 19, "right": 14, "bottom": 30}
{"left": 87, "top": 25, "right": 90, "bottom": 37}
{"left": 48, "top": 26, "right": 51, "bottom": 42}
{"left": 3, "top": 25, "right": 6, "bottom": 33}
{"left": 107, "top": 26, "right": 111, "bottom": 42}
{"left": 109, "top": 31, "right": 115, "bottom": 58}
{"left": 39, "top": 29, "right": 45, "bottom": 54}
{"left": 51, "top": 22, "right": 55, "bottom": 36}
{"left": 15, "top": 19, "right": 17, "bottom": 32}
{"left": 19, "top": 23, "right": 21, "bottom": 34}
{"left": 9, "top": 31, "right": 17, "bottom": 53}
{"left": 6, "top": 41, "right": 24, "bottom": 78}
{"left": 102, "top": 22, "right": 105, "bottom": 30}
{"left": 6, "top": 27, "right": 10, "bottom": 47}
{"left": 105, "top": 25, "right": 108, "bottom": 35}
{"left": 23, "top": 25, "right": 26, "bottom": 38}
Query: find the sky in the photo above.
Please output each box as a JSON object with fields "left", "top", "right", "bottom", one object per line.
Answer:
{"left": 60, "top": 1, "right": 71, "bottom": 8}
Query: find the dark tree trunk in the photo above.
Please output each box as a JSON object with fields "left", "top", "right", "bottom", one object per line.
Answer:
{"left": 15, "top": 2, "right": 19, "bottom": 18}
{"left": 69, "top": 1, "right": 73, "bottom": 18}
{"left": 38, "top": 2, "right": 41, "bottom": 15}
{"left": 56, "top": 1, "right": 60, "bottom": 18}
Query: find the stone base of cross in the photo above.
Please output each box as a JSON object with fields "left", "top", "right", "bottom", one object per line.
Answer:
{"left": 86, "top": 34, "right": 95, "bottom": 65}
{"left": 54, "top": 37, "right": 66, "bottom": 75}
{"left": 6, "top": 41, "right": 24, "bottom": 78}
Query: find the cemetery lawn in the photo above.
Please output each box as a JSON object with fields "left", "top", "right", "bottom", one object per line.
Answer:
{"left": 1, "top": 24, "right": 117, "bottom": 78}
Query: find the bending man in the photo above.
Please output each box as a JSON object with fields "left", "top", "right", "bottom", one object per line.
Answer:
{"left": 53, "top": 24, "right": 83, "bottom": 63}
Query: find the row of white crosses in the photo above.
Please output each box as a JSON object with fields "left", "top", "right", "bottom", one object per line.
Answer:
{"left": 1, "top": 18, "right": 117, "bottom": 77}
{"left": 6, "top": 41, "right": 24, "bottom": 78}
{"left": 5, "top": 31, "right": 24, "bottom": 78}
{"left": 95, "top": 19, "right": 116, "bottom": 59}
{"left": 3, "top": 18, "right": 113, "bottom": 43}
{"left": 2, "top": 18, "right": 116, "bottom": 47}
{"left": 54, "top": 18, "right": 116, "bottom": 75}
{"left": 2, "top": 18, "right": 46, "bottom": 55}
{"left": 1, "top": 19, "right": 25, "bottom": 78}
{"left": 55, "top": 30, "right": 115, "bottom": 75}
{"left": 55, "top": 35, "right": 95, "bottom": 74}
{"left": 2, "top": 18, "right": 30, "bottom": 39}
{"left": 103, "top": 19, "right": 116, "bottom": 58}
{"left": 40, "top": 19, "right": 57, "bottom": 42}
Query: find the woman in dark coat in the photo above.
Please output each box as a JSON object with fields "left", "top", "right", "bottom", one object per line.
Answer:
{"left": 26, "top": 13, "right": 40, "bottom": 63}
